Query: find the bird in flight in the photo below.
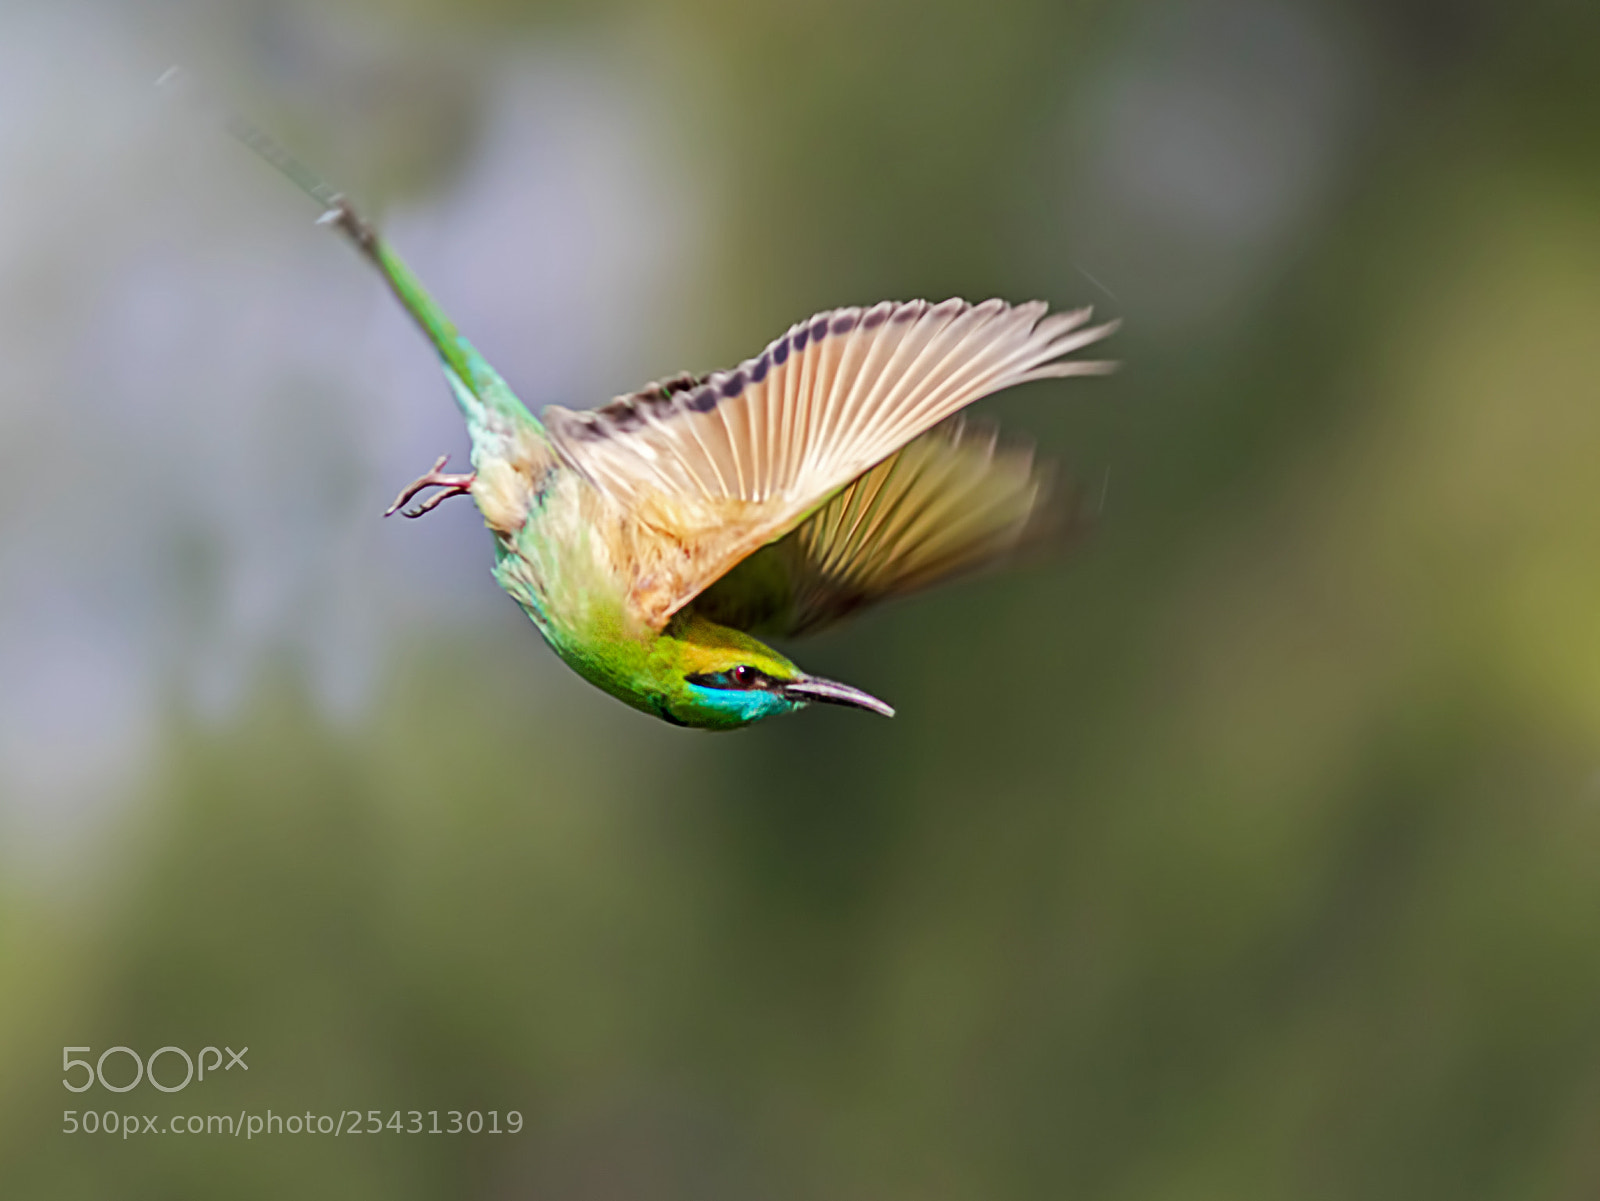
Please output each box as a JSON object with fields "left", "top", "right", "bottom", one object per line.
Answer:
{"left": 224, "top": 111, "right": 1117, "bottom": 729}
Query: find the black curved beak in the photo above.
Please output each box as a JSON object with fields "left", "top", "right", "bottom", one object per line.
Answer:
{"left": 781, "top": 676, "right": 895, "bottom": 718}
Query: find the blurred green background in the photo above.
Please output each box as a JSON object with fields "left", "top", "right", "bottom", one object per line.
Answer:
{"left": 3, "top": 0, "right": 1600, "bottom": 1196}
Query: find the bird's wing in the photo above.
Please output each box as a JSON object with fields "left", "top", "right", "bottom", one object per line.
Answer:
{"left": 688, "top": 416, "right": 1082, "bottom": 636}
{"left": 542, "top": 298, "right": 1116, "bottom": 629}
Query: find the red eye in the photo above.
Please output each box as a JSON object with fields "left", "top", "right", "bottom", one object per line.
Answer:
{"left": 730, "top": 665, "right": 758, "bottom": 687}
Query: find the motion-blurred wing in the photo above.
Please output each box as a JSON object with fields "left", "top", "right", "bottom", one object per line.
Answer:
{"left": 689, "top": 417, "right": 1082, "bottom": 636}
{"left": 543, "top": 298, "right": 1115, "bottom": 628}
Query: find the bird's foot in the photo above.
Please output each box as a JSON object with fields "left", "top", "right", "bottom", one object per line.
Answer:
{"left": 384, "top": 454, "right": 476, "bottom": 519}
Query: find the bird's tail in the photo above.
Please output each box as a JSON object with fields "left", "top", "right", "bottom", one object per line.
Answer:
{"left": 161, "top": 69, "right": 542, "bottom": 446}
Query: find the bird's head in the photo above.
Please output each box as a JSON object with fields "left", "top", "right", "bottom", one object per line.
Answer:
{"left": 654, "top": 613, "right": 894, "bottom": 730}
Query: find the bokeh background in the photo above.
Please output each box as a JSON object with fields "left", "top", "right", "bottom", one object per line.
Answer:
{"left": 3, "top": 0, "right": 1600, "bottom": 1196}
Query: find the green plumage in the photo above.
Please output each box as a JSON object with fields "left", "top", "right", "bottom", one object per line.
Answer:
{"left": 231, "top": 124, "right": 1116, "bottom": 729}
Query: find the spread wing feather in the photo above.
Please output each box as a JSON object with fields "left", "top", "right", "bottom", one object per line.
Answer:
{"left": 543, "top": 298, "right": 1116, "bottom": 628}
{"left": 690, "top": 416, "right": 1084, "bottom": 636}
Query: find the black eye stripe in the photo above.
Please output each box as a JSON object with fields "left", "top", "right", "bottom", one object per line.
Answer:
{"left": 686, "top": 665, "right": 769, "bottom": 691}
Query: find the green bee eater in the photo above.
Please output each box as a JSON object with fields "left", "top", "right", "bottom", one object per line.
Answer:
{"left": 229, "top": 115, "right": 1117, "bottom": 730}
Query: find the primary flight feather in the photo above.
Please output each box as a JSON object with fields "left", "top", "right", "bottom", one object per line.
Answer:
{"left": 226, "top": 113, "right": 1117, "bottom": 729}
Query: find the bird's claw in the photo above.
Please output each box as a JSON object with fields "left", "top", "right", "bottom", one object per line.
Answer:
{"left": 385, "top": 454, "right": 476, "bottom": 519}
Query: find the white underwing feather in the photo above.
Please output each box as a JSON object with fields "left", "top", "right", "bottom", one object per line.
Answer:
{"left": 691, "top": 416, "right": 1074, "bottom": 637}
{"left": 542, "top": 297, "right": 1116, "bottom": 627}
